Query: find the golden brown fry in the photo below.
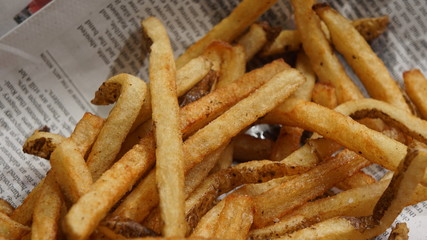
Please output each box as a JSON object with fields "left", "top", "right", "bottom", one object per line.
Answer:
{"left": 311, "top": 82, "right": 338, "bottom": 109}
{"left": 10, "top": 177, "right": 45, "bottom": 225}
{"left": 22, "top": 130, "right": 65, "bottom": 160}
{"left": 336, "top": 171, "right": 376, "bottom": 190}
{"left": 277, "top": 146, "right": 427, "bottom": 240}
{"left": 291, "top": 0, "right": 363, "bottom": 103}
{"left": 314, "top": 4, "right": 410, "bottom": 112}
{"left": 191, "top": 199, "right": 225, "bottom": 238}
{"left": 210, "top": 142, "right": 234, "bottom": 173}
{"left": 88, "top": 73, "right": 147, "bottom": 180}
{"left": 293, "top": 51, "right": 316, "bottom": 101}
{"left": 175, "top": 0, "right": 278, "bottom": 68}
{"left": 388, "top": 223, "right": 409, "bottom": 240}
{"left": 233, "top": 134, "right": 273, "bottom": 161}
{"left": 0, "top": 212, "right": 30, "bottom": 240}
{"left": 69, "top": 112, "right": 105, "bottom": 157}
{"left": 267, "top": 100, "right": 422, "bottom": 182}
{"left": 260, "top": 16, "right": 389, "bottom": 57}
{"left": 63, "top": 135, "right": 155, "bottom": 240}
{"left": 185, "top": 159, "right": 308, "bottom": 230}
{"left": 252, "top": 149, "right": 369, "bottom": 228}
{"left": 335, "top": 98, "right": 427, "bottom": 144}
{"left": 0, "top": 199, "right": 13, "bottom": 216}
{"left": 237, "top": 23, "right": 268, "bottom": 61}
{"left": 50, "top": 138, "right": 93, "bottom": 204}
{"left": 352, "top": 15, "right": 389, "bottom": 41}
{"left": 31, "top": 174, "right": 62, "bottom": 240}
{"left": 142, "top": 16, "right": 186, "bottom": 237}
{"left": 216, "top": 45, "right": 246, "bottom": 89}
{"left": 404, "top": 69, "right": 427, "bottom": 119}
{"left": 214, "top": 195, "right": 253, "bottom": 240}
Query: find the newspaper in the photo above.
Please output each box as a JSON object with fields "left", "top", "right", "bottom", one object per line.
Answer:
{"left": 0, "top": 0, "right": 426, "bottom": 239}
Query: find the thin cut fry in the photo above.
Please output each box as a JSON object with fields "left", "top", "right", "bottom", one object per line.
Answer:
{"left": 175, "top": 0, "right": 278, "bottom": 68}
{"left": 404, "top": 69, "right": 427, "bottom": 119}
{"left": 311, "top": 82, "right": 337, "bottom": 109}
{"left": 0, "top": 199, "right": 14, "bottom": 216}
{"left": 88, "top": 73, "right": 147, "bottom": 180}
{"left": 270, "top": 126, "right": 303, "bottom": 161}
{"left": 22, "top": 130, "right": 65, "bottom": 159}
{"left": 237, "top": 23, "right": 268, "bottom": 61}
{"left": 31, "top": 174, "right": 62, "bottom": 240}
{"left": 50, "top": 138, "right": 93, "bottom": 204}
{"left": 191, "top": 199, "right": 225, "bottom": 238}
{"left": 216, "top": 44, "right": 246, "bottom": 89}
{"left": 260, "top": 16, "right": 389, "bottom": 56}
{"left": 291, "top": 0, "right": 363, "bottom": 103}
{"left": 314, "top": 4, "right": 410, "bottom": 112}
{"left": 252, "top": 149, "right": 369, "bottom": 228}
{"left": 213, "top": 195, "right": 253, "bottom": 240}
{"left": 63, "top": 136, "right": 156, "bottom": 240}
{"left": 142, "top": 16, "right": 186, "bottom": 237}
{"left": 0, "top": 212, "right": 30, "bottom": 240}
{"left": 335, "top": 98, "right": 427, "bottom": 144}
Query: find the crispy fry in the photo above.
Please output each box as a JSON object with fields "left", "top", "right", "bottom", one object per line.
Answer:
{"left": 0, "top": 199, "right": 14, "bottom": 216}
{"left": 22, "top": 130, "right": 65, "bottom": 160}
{"left": 88, "top": 73, "right": 147, "bottom": 180}
{"left": 291, "top": 0, "right": 363, "bottom": 103}
{"left": 336, "top": 171, "right": 376, "bottom": 190}
{"left": 404, "top": 69, "right": 427, "bottom": 119}
{"left": 191, "top": 199, "right": 225, "bottom": 238}
{"left": 214, "top": 195, "right": 253, "bottom": 240}
{"left": 270, "top": 126, "right": 303, "bottom": 161}
{"left": 311, "top": 82, "right": 338, "bottom": 109}
{"left": 175, "top": 0, "right": 278, "bottom": 68}
{"left": 388, "top": 223, "right": 409, "bottom": 240}
{"left": 314, "top": 4, "right": 410, "bottom": 112}
{"left": 233, "top": 134, "right": 273, "bottom": 161}
{"left": 0, "top": 212, "right": 30, "bottom": 240}
{"left": 267, "top": 100, "right": 427, "bottom": 183}
{"left": 252, "top": 149, "right": 369, "bottom": 228}
{"left": 277, "top": 146, "right": 427, "bottom": 240}
{"left": 210, "top": 142, "right": 234, "bottom": 173}
{"left": 31, "top": 174, "right": 62, "bottom": 240}
{"left": 63, "top": 135, "right": 156, "bottom": 240}
{"left": 335, "top": 98, "right": 427, "bottom": 144}
{"left": 260, "top": 16, "right": 389, "bottom": 57}
{"left": 142, "top": 17, "right": 186, "bottom": 237}
{"left": 237, "top": 23, "right": 268, "bottom": 61}
{"left": 50, "top": 138, "right": 93, "bottom": 204}
{"left": 216, "top": 45, "right": 246, "bottom": 89}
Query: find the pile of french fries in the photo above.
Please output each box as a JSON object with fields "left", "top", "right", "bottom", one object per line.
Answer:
{"left": 2, "top": 0, "right": 427, "bottom": 239}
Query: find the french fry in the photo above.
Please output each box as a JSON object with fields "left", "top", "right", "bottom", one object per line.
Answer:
{"left": 404, "top": 69, "right": 427, "bottom": 119}
{"left": 175, "top": 0, "right": 278, "bottom": 68}
{"left": 267, "top": 100, "right": 427, "bottom": 183}
{"left": 291, "top": 0, "right": 363, "bottom": 103}
{"left": 260, "top": 16, "right": 389, "bottom": 57}
{"left": 277, "top": 146, "right": 427, "bottom": 240}
{"left": 311, "top": 82, "right": 338, "bottom": 109}
{"left": 210, "top": 142, "right": 234, "bottom": 173}
{"left": 142, "top": 16, "right": 186, "bottom": 237}
{"left": 88, "top": 73, "right": 147, "bottom": 180}
{"left": 0, "top": 199, "right": 14, "bottom": 216}
{"left": 388, "top": 223, "right": 409, "bottom": 240}
{"left": 50, "top": 138, "right": 93, "bottom": 204}
{"left": 191, "top": 198, "right": 225, "bottom": 238}
{"left": 213, "top": 195, "right": 253, "bottom": 240}
{"left": 0, "top": 212, "right": 30, "bottom": 240}
{"left": 185, "top": 159, "right": 310, "bottom": 230}
{"left": 237, "top": 23, "right": 268, "bottom": 61}
{"left": 12, "top": 113, "right": 104, "bottom": 226}
{"left": 22, "top": 130, "right": 65, "bottom": 160}
{"left": 216, "top": 45, "right": 246, "bottom": 89}
{"left": 252, "top": 149, "right": 369, "bottom": 228}
{"left": 63, "top": 135, "right": 156, "bottom": 240}
{"left": 314, "top": 4, "right": 410, "bottom": 112}
{"left": 31, "top": 174, "right": 63, "bottom": 240}
{"left": 335, "top": 98, "right": 427, "bottom": 144}
{"left": 335, "top": 171, "right": 376, "bottom": 190}
{"left": 233, "top": 134, "right": 273, "bottom": 161}
{"left": 179, "top": 70, "right": 217, "bottom": 107}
